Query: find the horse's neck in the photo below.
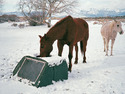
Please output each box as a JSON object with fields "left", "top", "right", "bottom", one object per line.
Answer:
{"left": 108, "top": 28, "right": 117, "bottom": 39}
{"left": 47, "top": 24, "right": 67, "bottom": 42}
{"left": 46, "top": 16, "right": 73, "bottom": 43}
{"left": 112, "top": 29, "right": 117, "bottom": 36}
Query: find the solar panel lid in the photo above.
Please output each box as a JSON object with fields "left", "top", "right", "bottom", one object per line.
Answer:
{"left": 17, "top": 57, "right": 46, "bottom": 82}
{"left": 13, "top": 56, "right": 48, "bottom": 86}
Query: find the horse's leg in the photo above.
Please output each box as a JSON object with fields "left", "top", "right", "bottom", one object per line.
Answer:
{"left": 68, "top": 44, "right": 73, "bottom": 72}
{"left": 57, "top": 40, "right": 64, "bottom": 56}
{"left": 103, "top": 38, "right": 106, "bottom": 52}
{"left": 83, "top": 41, "right": 87, "bottom": 63}
{"left": 81, "top": 40, "right": 87, "bottom": 63}
{"left": 111, "top": 39, "right": 115, "bottom": 56}
{"left": 106, "top": 39, "right": 109, "bottom": 56}
{"left": 74, "top": 43, "right": 78, "bottom": 64}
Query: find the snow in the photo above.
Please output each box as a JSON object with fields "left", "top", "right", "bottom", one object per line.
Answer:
{"left": 41, "top": 56, "right": 66, "bottom": 67}
{"left": 0, "top": 20, "right": 125, "bottom": 94}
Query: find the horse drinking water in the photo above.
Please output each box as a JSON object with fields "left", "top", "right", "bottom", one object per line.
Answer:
{"left": 101, "top": 20, "right": 124, "bottom": 56}
{"left": 38, "top": 15, "right": 89, "bottom": 72}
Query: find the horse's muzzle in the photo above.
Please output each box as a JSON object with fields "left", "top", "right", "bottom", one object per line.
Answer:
{"left": 37, "top": 54, "right": 51, "bottom": 57}
{"left": 119, "top": 31, "right": 124, "bottom": 35}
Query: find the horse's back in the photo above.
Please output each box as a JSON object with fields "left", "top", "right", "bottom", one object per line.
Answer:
{"left": 74, "top": 18, "right": 88, "bottom": 29}
{"left": 73, "top": 18, "right": 89, "bottom": 42}
{"left": 101, "top": 22, "right": 111, "bottom": 31}
{"left": 101, "top": 22, "right": 111, "bottom": 38}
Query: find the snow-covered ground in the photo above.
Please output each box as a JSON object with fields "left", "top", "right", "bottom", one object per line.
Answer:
{"left": 0, "top": 20, "right": 125, "bottom": 94}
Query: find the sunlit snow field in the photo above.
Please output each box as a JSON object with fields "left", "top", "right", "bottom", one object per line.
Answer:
{"left": 0, "top": 20, "right": 125, "bottom": 94}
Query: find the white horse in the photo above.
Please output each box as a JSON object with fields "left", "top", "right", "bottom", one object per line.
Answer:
{"left": 101, "top": 20, "right": 124, "bottom": 56}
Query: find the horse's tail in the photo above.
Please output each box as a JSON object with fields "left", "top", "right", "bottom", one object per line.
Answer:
{"left": 80, "top": 41, "right": 84, "bottom": 54}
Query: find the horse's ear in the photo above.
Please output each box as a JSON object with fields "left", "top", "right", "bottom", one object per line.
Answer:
{"left": 111, "top": 22, "right": 114, "bottom": 29}
{"left": 39, "top": 35, "right": 42, "bottom": 39}
{"left": 113, "top": 19, "right": 117, "bottom": 22}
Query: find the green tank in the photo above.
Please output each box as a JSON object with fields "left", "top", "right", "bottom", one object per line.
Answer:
{"left": 13, "top": 56, "right": 68, "bottom": 87}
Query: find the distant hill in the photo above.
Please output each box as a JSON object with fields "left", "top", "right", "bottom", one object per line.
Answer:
{"left": 79, "top": 8, "right": 125, "bottom": 17}
{"left": 0, "top": 12, "right": 23, "bottom": 16}
{"left": 1, "top": 8, "right": 125, "bottom": 17}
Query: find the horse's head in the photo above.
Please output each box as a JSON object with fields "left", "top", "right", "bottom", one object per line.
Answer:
{"left": 113, "top": 20, "right": 124, "bottom": 35}
{"left": 38, "top": 34, "right": 53, "bottom": 57}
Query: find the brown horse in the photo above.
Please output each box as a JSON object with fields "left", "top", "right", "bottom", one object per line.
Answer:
{"left": 38, "top": 15, "right": 89, "bottom": 72}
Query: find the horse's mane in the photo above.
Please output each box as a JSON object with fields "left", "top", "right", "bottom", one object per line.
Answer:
{"left": 51, "top": 15, "right": 73, "bottom": 28}
{"left": 45, "top": 15, "right": 73, "bottom": 38}
{"left": 110, "top": 20, "right": 116, "bottom": 30}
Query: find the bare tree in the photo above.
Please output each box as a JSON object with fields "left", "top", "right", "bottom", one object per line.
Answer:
{"left": 45, "top": 0, "right": 77, "bottom": 27}
{"left": 18, "top": 0, "right": 77, "bottom": 27}
{"left": 18, "top": 0, "right": 44, "bottom": 25}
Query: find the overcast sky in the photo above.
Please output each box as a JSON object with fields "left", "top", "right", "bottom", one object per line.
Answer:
{"left": 3, "top": 0, "right": 125, "bottom": 12}
{"left": 79, "top": 0, "right": 125, "bottom": 11}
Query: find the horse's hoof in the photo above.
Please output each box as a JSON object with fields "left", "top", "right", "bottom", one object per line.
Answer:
{"left": 83, "top": 61, "right": 86, "bottom": 63}
{"left": 110, "top": 54, "right": 113, "bottom": 56}
{"left": 58, "top": 54, "right": 62, "bottom": 57}
{"left": 74, "top": 61, "right": 78, "bottom": 64}
{"left": 37, "top": 55, "right": 41, "bottom": 57}
{"left": 68, "top": 68, "right": 72, "bottom": 72}
{"left": 105, "top": 54, "right": 108, "bottom": 56}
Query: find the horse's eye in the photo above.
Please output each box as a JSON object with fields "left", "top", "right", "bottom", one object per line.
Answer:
{"left": 117, "top": 25, "right": 119, "bottom": 27}
{"left": 41, "top": 45, "right": 44, "bottom": 48}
